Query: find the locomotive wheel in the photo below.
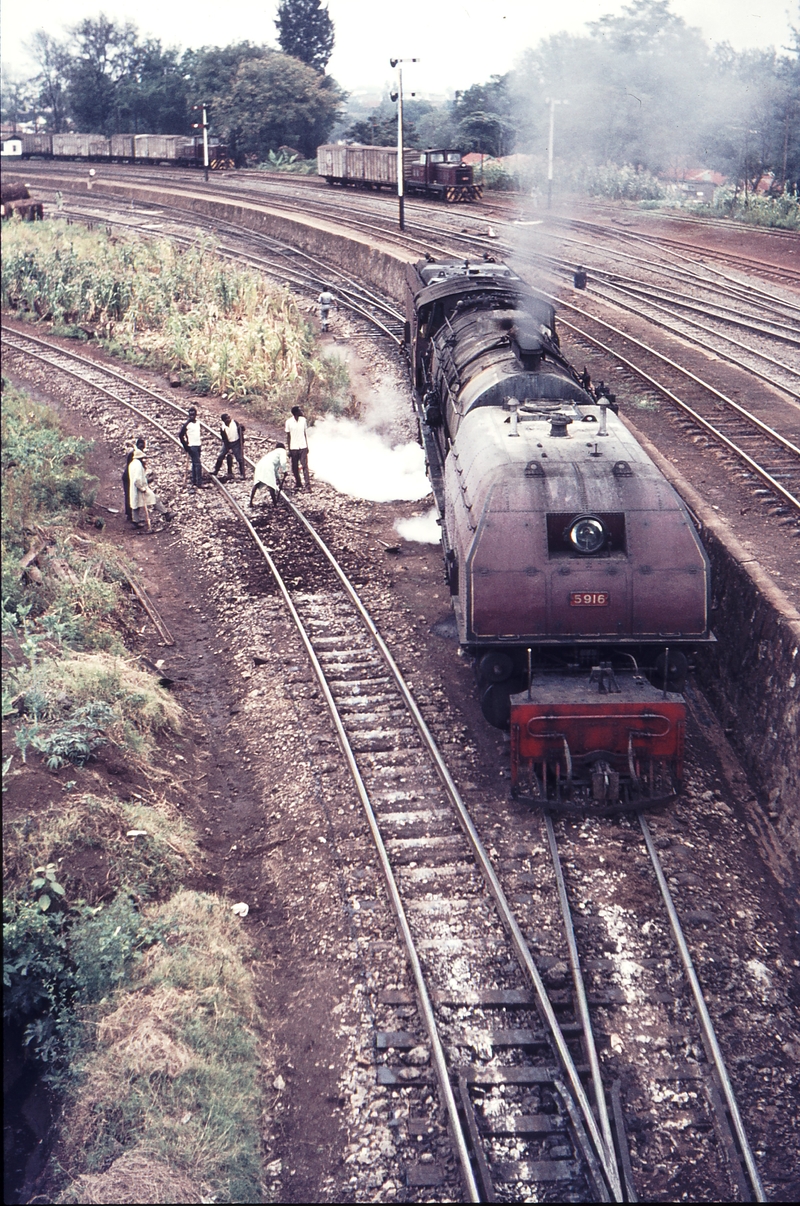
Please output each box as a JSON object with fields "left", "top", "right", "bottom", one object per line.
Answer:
{"left": 478, "top": 651, "right": 514, "bottom": 684}
{"left": 481, "top": 683, "right": 513, "bottom": 730}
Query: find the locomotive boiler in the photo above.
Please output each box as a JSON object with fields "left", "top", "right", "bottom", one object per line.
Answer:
{"left": 405, "top": 257, "right": 713, "bottom": 810}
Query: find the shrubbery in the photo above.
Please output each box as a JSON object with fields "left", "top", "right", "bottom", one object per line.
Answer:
{"left": 2, "top": 222, "right": 349, "bottom": 417}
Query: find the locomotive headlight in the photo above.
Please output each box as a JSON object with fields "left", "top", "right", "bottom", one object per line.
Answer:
{"left": 568, "top": 516, "right": 606, "bottom": 554}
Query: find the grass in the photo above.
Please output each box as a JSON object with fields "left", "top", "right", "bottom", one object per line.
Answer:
{"left": 2, "top": 381, "right": 267, "bottom": 1202}
{"left": 2, "top": 220, "right": 350, "bottom": 417}
{"left": 1, "top": 379, "right": 96, "bottom": 556}
{"left": 3, "top": 792, "right": 199, "bottom": 905}
{"left": 53, "top": 891, "right": 265, "bottom": 1204}
{"left": 10, "top": 649, "right": 183, "bottom": 767}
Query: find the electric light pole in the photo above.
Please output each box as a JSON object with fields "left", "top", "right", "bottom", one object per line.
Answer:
{"left": 390, "top": 57, "right": 418, "bottom": 231}
{"left": 192, "top": 103, "right": 210, "bottom": 182}
{"left": 545, "top": 97, "right": 568, "bottom": 209}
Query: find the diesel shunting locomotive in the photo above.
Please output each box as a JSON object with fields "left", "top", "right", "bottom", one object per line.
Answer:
{"left": 317, "top": 144, "right": 482, "bottom": 202}
{"left": 405, "top": 256, "right": 714, "bottom": 810}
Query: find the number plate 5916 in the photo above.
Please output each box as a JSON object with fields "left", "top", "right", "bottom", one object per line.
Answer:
{"left": 570, "top": 591, "right": 610, "bottom": 606}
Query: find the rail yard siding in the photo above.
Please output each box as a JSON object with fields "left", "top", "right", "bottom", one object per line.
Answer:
{"left": 24, "top": 173, "right": 412, "bottom": 302}
{"left": 623, "top": 418, "right": 800, "bottom": 876}
{"left": 17, "top": 171, "right": 797, "bottom": 857}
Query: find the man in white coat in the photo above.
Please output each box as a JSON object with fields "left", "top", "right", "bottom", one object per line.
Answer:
{"left": 128, "top": 449, "right": 171, "bottom": 530}
{"left": 249, "top": 443, "right": 288, "bottom": 508}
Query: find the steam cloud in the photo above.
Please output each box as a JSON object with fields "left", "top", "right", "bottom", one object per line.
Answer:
{"left": 394, "top": 508, "right": 441, "bottom": 544}
{"left": 308, "top": 416, "right": 432, "bottom": 502}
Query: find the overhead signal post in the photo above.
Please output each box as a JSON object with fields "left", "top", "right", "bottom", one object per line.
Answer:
{"left": 545, "top": 97, "right": 568, "bottom": 209}
{"left": 390, "top": 57, "right": 418, "bottom": 231}
{"left": 192, "top": 103, "right": 210, "bottom": 181}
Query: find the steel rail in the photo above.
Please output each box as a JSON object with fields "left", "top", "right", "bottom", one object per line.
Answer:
{"left": 543, "top": 814, "right": 618, "bottom": 1188}
{"left": 208, "top": 480, "right": 484, "bottom": 1203}
{"left": 529, "top": 220, "right": 800, "bottom": 314}
{"left": 638, "top": 815, "right": 767, "bottom": 1203}
{"left": 553, "top": 316, "right": 800, "bottom": 511}
{"left": 511, "top": 250, "right": 800, "bottom": 402}
{"left": 521, "top": 242, "right": 800, "bottom": 335}
{"left": 281, "top": 492, "right": 625, "bottom": 1201}
{"left": 4, "top": 325, "right": 621, "bottom": 1198}
{"left": 554, "top": 215, "right": 800, "bottom": 296}
{"left": 555, "top": 294, "right": 800, "bottom": 455}
{"left": 586, "top": 284, "right": 800, "bottom": 401}
{"left": 590, "top": 276, "right": 800, "bottom": 344}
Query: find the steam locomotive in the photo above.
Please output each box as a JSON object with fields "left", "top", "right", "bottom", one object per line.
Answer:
{"left": 405, "top": 256, "right": 713, "bottom": 811}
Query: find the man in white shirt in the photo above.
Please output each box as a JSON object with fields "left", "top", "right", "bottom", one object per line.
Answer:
{"left": 284, "top": 406, "right": 311, "bottom": 491}
{"left": 212, "top": 413, "right": 246, "bottom": 480}
{"left": 250, "top": 443, "right": 288, "bottom": 507}
{"left": 178, "top": 407, "right": 204, "bottom": 488}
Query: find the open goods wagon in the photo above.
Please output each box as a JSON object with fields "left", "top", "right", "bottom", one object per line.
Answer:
{"left": 317, "top": 144, "right": 482, "bottom": 202}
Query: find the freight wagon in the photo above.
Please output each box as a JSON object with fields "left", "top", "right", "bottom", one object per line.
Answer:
{"left": 1, "top": 133, "right": 232, "bottom": 168}
{"left": 317, "top": 143, "right": 482, "bottom": 202}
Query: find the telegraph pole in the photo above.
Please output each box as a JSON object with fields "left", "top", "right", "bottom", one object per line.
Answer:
{"left": 390, "top": 58, "right": 417, "bottom": 231}
{"left": 192, "top": 103, "right": 210, "bottom": 181}
{"left": 545, "top": 97, "right": 568, "bottom": 209}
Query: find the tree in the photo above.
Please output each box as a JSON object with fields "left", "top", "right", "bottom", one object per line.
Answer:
{"left": 214, "top": 50, "right": 343, "bottom": 160}
{"left": 275, "top": 0, "right": 335, "bottom": 72}
{"left": 27, "top": 31, "right": 70, "bottom": 132}
{"left": 453, "top": 76, "right": 516, "bottom": 157}
{"left": 1, "top": 73, "right": 34, "bottom": 134}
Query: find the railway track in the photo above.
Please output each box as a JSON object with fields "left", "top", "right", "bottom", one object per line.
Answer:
{"left": 12, "top": 175, "right": 800, "bottom": 524}
{"left": 1, "top": 325, "right": 768, "bottom": 1202}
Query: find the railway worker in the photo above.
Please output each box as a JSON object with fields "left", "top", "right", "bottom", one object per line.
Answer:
{"left": 179, "top": 406, "right": 204, "bottom": 488}
{"left": 212, "top": 413, "right": 246, "bottom": 480}
{"left": 285, "top": 405, "right": 311, "bottom": 492}
{"left": 318, "top": 286, "right": 336, "bottom": 332}
{"left": 250, "top": 443, "right": 288, "bottom": 508}
{"left": 128, "top": 447, "right": 171, "bottom": 530}
{"left": 122, "top": 436, "right": 147, "bottom": 520}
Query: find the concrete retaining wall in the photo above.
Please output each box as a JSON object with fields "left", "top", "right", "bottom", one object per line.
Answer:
{"left": 624, "top": 420, "right": 800, "bottom": 885}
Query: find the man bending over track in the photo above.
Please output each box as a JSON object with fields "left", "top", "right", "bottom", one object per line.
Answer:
{"left": 250, "top": 443, "right": 288, "bottom": 507}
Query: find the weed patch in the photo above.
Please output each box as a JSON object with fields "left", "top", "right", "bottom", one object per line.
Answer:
{"left": 3, "top": 792, "right": 198, "bottom": 905}
{"left": 2, "top": 221, "right": 349, "bottom": 416}
{"left": 9, "top": 650, "right": 182, "bottom": 767}
{"left": 54, "top": 892, "right": 264, "bottom": 1204}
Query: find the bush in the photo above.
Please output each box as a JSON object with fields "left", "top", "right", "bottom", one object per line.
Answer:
{"left": 702, "top": 187, "right": 800, "bottom": 230}
{"left": 11, "top": 650, "right": 182, "bottom": 766}
{"left": 1, "top": 379, "right": 96, "bottom": 555}
{"left": 566, "top": 163, "right": 666, "bottom": 201}
{"left": 2, "top": 222, "right": 349, "bottom": 416}
{"left": 55, "top": 892, "right": 264, "bottom": 1204}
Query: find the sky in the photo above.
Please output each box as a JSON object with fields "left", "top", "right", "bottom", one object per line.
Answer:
{"left": 1, "top": 1, "right": 796, "bottom": 96}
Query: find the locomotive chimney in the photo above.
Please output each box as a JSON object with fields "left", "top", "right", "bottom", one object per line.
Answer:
{"left": 549, "top": 414, "right": 572, "bottom": 438}
{"left": 598, "top": 402, "right": 609, "bottom": 436}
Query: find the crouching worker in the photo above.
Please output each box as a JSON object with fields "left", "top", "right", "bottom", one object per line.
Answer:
{"left": 250, "top": 443, "right": 288, "bottom": 508}
{"left": 129, "top": 447, "right": 172, "bottom": 530}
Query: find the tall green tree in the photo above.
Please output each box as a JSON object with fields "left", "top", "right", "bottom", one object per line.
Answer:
{"left": 214, "top": 50, "right": 343, "bottom": 159}
{"left": 275, "top": 0, "right": 334, "bottom": 72}
{"left": 27, "top": 31, "right": 70, "bottom": 132}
